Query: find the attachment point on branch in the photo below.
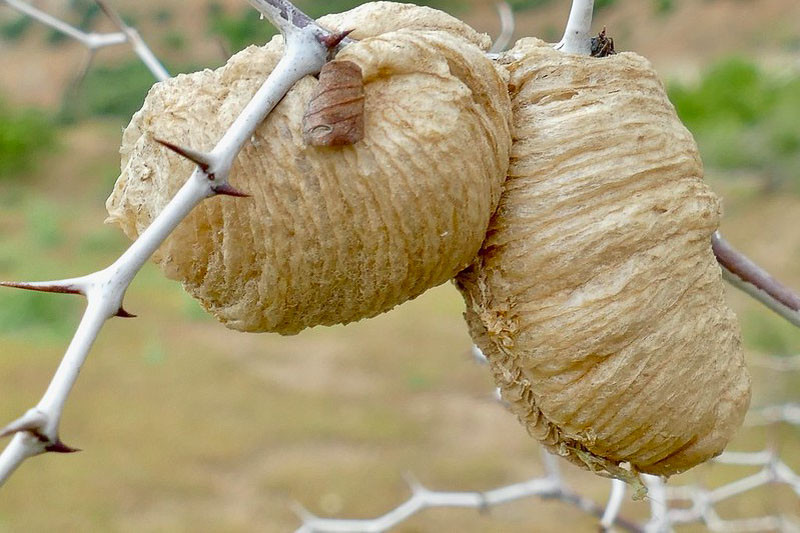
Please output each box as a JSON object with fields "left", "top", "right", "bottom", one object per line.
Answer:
{"left": 0, "top": 411, "right": 47, "bottom": 440}
{"left": 248, "top": 0, "right": 314, "bottom": 33}
{"left": 1, "top": 411, "right": 78, "bottom": 454}
{"left": 402, "top": 471, "right": 425, "bottom": 495}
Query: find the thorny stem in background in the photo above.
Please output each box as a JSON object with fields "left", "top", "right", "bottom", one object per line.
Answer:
{"left": 1, "top": 0, "right": 168, "bottom": 82}
{"left": 643, "top": 449, "right": 800, "bottom": 531}
{"left": 489, "top": 2, "right": 514, "bottom": 54}
{"left": 294, "top": 450, "right": 642, "bottom": 533}
{"left": 94, "top": 0, "right": 169, "bottom": 81}
{"left": 293, "top": 352, "right": 800, "bottom": 532}
{"left": 0, "top": 0, "right": 348, "bottom": 485}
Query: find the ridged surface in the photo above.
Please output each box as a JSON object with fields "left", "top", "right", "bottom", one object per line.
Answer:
{"left": 106, "top": 3, "right": 511, "bottom": 334}
{"left": 456, "top": 38, "right": 750, "bottom": 477}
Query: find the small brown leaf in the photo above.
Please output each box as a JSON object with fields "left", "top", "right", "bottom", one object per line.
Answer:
{"left": 302, "top": 60, "right": 365, "bottom": 147}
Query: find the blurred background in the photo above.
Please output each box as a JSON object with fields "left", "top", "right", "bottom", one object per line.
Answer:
{"left": 1, "top": 0, "right": 800, "bottom": 530}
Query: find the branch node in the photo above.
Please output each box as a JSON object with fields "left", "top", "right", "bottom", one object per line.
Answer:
{"left": 403, "top": 472, "right": 425, "bottom": 495}
{"left": 0, "top": 411, "right": 47, "bottom": 439}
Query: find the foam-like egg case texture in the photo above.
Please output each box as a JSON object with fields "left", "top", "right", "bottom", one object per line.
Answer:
{"left": 456, "top": 38, "right": 751, "bottom": 478}
{"left": 106, "top": 2, "right": 512, "bottom": 334}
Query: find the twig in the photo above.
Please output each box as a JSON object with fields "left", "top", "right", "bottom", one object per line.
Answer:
{"left": 749, "top": 353, "right": 800, "bottom": 371}
{"left": 748, "top": 403, "right": 800, "bottom": 426}
{"left": 489, "top": 2, "right": 514, "bottom": 54}
{"left": 94, "top": 0, "right": 169, "bottom": 81}
{"left": 641, "top": 450, "right": 800, "bottom": 532}
{"left": 0, "top": 0, "right": 346, "bottom": 486}
{"left": 2, "top": 0, "right": 126, "bottom": 48}
{"left": 1, "top": 0, "right": 168, "bottom": 81}
{"left": 294, "top": 457, "right": 643, "bottom": 533}
{"left": 601, "top": 479, "right": 627, "bottom": 531}
{"left": 712, "top": 231, "right": 800, "bottom": 328}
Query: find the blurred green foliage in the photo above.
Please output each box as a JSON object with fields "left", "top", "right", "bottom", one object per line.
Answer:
{"left": 0, "top": 289, "right": 79, "bottom": 339}
{"left": 654, "top": 0, "right": 676, "bottom": 15}
{"left": 0, "top": 15, "right": 32, "bottom": 42}
{"left": 507, "top": 0, "right": 553, "bottom": 11}
{"left": 207, "top": 2, "right": 276, "bottom": 53}
{"left": 152, "top": 7, "right": 173, "bottom": 25}
{"left": 669, "top": 58, "right": 800, "bottom": 192}
{"left": 741, "top": 308, "right": 800, "bottom": 355}
{"left": 0, "top": 100, "right": 55, "bottom": 180}
{"left": 207, "top": 0, "right": 468, "bottom": 53}
{"left": 595, "top": 0, "right": 617, "bottom": 10}
{"left": 58, "top": 59, "right": 213, "bottom": 123}
{"left": 162, "top": 29, "right": 186, "bottom": 51}
{"left": 510, "top": 0, "right": 669, "bottom": 12}
{"left": 59, "top": 60, "right": 155, "bottom": 123}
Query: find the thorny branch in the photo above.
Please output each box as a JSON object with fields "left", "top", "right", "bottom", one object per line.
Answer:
{"left": 294, "top": 451, "right": 642, "bottom": 533}
{"left": 0, "top": 0, "right": 349, "bottom": 485}
{"left": 298, "top": 350, "right": 800, "bottom": 533}
{"left": 643, "top": 450, "right": 800, "bottom": 532}
{"left": 1, "top": 0, "right": 168, "bottom": 81}
{"left": 94, "top": 0, "right": 169, "bottom": 81}
{"left": 2, "top": 1, "right": 800, "bottom": 531}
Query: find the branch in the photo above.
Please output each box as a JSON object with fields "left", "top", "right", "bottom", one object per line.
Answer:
{"left": 1, "top": 0, "right": 168, "bottom": 81}
{"left": 712, "top": 231, "right": 800, "bottom": 328}
{"left": 642, "top": 450, "right": 800, "bottom": 531}
{"left": 0, "top": 0, "right": 346, "bottom": 486}
{"left": 295, "top": 450, "right": 642, "bottom": 533}
{"left": 489, "top": 2, "right": 514, "bottom": 54}
{"left": 94, "top": 0, "right": 169, "bottom": 81}
{"left": 554, "top": 0, "right": 594, "bottom": 55}
{"left": 1, "top": 0, "right": 125, "bottom": 48}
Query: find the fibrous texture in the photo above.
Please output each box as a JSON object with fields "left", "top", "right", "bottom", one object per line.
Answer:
{"left": 456, "top": 38, "right": 750, "bottom": 478}
{"left": 106, "top": 2, "right": 511, "bottom": 334}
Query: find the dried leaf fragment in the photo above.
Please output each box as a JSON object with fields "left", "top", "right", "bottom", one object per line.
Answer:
{"left": 302, "top": 60, "right": 365, "bottom": 146}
